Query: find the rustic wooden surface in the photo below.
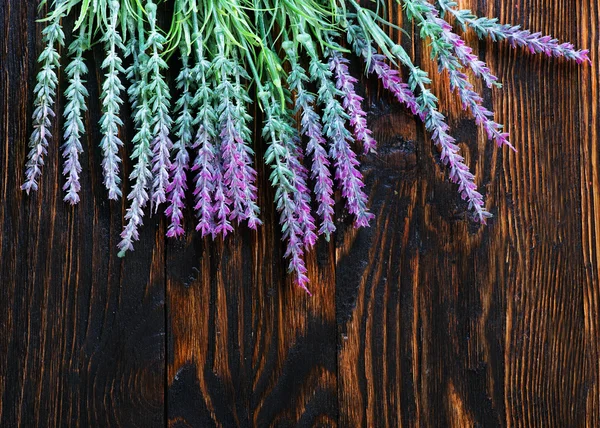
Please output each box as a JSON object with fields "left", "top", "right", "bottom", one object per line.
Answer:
{"left": 1, "top": 0, "right": 598, "bottom": 426}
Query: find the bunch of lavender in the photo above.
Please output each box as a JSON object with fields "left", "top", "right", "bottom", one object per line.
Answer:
{"left": 25, "top": 0, "right": 589, "bottom": 292}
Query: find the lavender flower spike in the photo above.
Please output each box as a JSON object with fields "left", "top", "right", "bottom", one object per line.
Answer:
{"left": 438, "top": 0, "right": 591, "bottom": 65}
{"left": 216, "top": 51, "right": 261, "bottom": 230}
{"left": 289, "top": 138, "right": 318, "bottom": 248}
{"left": 404, "top": 1, "right": 514, "bottom": 150}
{"left": 118, "top": 48, "right": 153, "bottom": 256}
{"left": 62, "top": 23, "right": 88, "bottom": 204}
{"left": 329, "top": 50, "right": 377, "bottom": 153}
{"left": 432, "top": 18, "right": 514, "bottom": 150}
{"left": 166, "top": 48, "right": 195, "bottom": 238}
{"left": 190, "top": 24, "right": 217, "bottom": 238}
{"left": 438, "top": 17, "right": 501, "bottom": 88}
{"left": 192, "top": 125, "right": 217, "bottom": 238}
{"left": 284, "top": 40, "right": 335, "bottom": 239}
{"left": 348, "top": 21, "right": 492, "bottom": 223}
{"left": 429, "top": 105, "right": 490, "bottom": 222}
{"left": 99, "top": 0, "right": 125, "bottom": 200}
{"left": 347, "top": 29, "right": 421, "bottom": 119}
{"left": 300, "top": 30, "right": 374, "bottom": 228}
{"left": 211, "top": 153, "right": 234, "bottom": 238}
{"left": 146, "top": 1, "right": 173, "bottom": 210}
{"left": 260, "top": 84, "right": 313, "bottom": 293}
{"left": 22, "top": 3, "right": 65, "bottom": 194}
{"left": 232, "top": 63, "right": 262, "bottom": 230}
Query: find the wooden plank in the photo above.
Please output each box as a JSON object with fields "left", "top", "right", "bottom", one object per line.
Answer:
{"left": 337, "top": 0, "right": 599, "bottom": 426}
{"left": 0, "top": 3, "right": 165, "bottom": 426}
{"left": 166, "top": 105, "right": 339, "bottom": 426}
{"left": 1, "top": 0, "right": 598, "bottom": 426}
{"left": 577, "top": 1, "right": 600, "bottom": 426}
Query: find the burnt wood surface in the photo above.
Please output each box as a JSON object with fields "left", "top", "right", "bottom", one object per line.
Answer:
{"left": 1, "top": 0, "right": 598, "bottom": 426}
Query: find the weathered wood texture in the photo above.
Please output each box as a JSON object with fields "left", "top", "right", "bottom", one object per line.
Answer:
{"left": 1, "top": 0, "right": 598, "bottom": 426}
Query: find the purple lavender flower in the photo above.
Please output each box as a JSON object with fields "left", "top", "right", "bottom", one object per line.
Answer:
{"left": 260, "top": 84, "right": 314, "bottom": 293}
{"left": 348, "top": 31, "right": 421, "bottom": 118}
{"left": 99, "top": 2, "right": 125, "bottom": 201}
{"left": 191, "top": 32, "right": 217, "bottom": 238}
{"left": 436, "top": 17, "right": 500, "bottom": 88}
{"left": 232, "top": 62, "right": 261, "bottom": 229}
{"left": 150, "top": 127, "right": 173, "bottom": 209}
{"left": 289, "top": 139, "right": 318, "bottom": 247}
{"left": 219, "top": 61, "right": 261, "bottom": 230}
{"left": 302, "top": 106, "right": 336, "bottom": 238}
{"left": 329, "top": 51, "right": 377, "bottom": 153}
{"left": 327, "top": 120, "right": 374, "bottom": 228}
{"left": 165, "top": 155, "right": 189, "bottom": 238}
{"left": 284, "top": 41, "right": 336, "bottom": 239}
{"left": 368, "top": 53, "right": 422, "bottom": 118}
{"left": 447, "top": 68, "right": 513, "bottom": 150}
{"left": 300, "top": 33, "right": 374, "bottom": 229}
{"left": 22, "top": 8, "right": 65, "bottom": 194}
{"left": 219, "top": 117, "right": 257, "bottom": 226}
{"left": 62, "top": 25, "right": 88, "bottom": 205}
{"left": 211, "top": 150, "right": 233, "bottom": 238}
{"left": 438, "top": 0, "right": 591, "bottom": 65}
{"left": 319, "top": 62, "right": 374, "bottom": 228}
{"left": 283, "top": 214, "right": 312, "bottom": 294}
{"left": 347, "top": 20, "right": 491, "bottom": 223}
{"left": 166, "top": 53, "right": 194, "bottom": 238}
{"left": 192, "top": 125, "right": 216, "bottom": 238}
{"left": 220, "top": 118, "right": 244, "bottom": 215}
{"left": 429, "top": 16, "right": 514, "bottom": 150}
{"left": 503, "top": 29, "right": 590, "bottom": 64}
{"left": 426, "top": 104, "right": 492, "bottom": 223}
{"left": 404, "top": 3, "right": 514, "bottom": 151}
{"left": 214, "top": 33, "right": 261, "bottom": 232}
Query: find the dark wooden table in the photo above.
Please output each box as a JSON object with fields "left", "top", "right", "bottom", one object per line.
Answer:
{"left": 1, "top": 0, "right": 598, "bottom": 426}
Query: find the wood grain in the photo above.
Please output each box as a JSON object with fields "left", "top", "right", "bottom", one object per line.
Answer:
{"left": 0, "top": 2, "right": 165, "bottom": 426}
{"left": 1, "top": 0, "right": 598, "bottom": 426}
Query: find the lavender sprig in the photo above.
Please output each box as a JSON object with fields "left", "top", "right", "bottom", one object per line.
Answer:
{"left": 118, "top": 28, "right": 154, "bottom": 256}
{"left": 437, "top": 17, "right": 501, "bottom": 88}
{"left": 299, "top": 29, "right": 374, "bottom": 228}
{"left": 146, "top": 1, "right": 173, "bottom": 211}
{"left": 190, "top": 30, "right": 218, "bottom": 238}
{"left": 402, "top": 1, "right": 512, "bottom": 150}
{"left": 350, "top": 30, "right": 422, "bottom": 119}
{"left": 211, "top": 30, "right": 237, "bottom": 238}
{"left": 211, "top": 152, "right": 233, "bottom": 238}
{"left": 438, "top": 0, "right": 591, "bottom": 64}
{"left": 348, "top": 20, "right": 491, "bottom": 223}
{"left": 328, "top": 49, "right": 377, "bottom": 154}
{"left": 99, "top": 0, "right": 125, "bottom": 200}
{"left": 62, "top": 22, "right": 88, "bottom": 204}
{"left": 215, "top": 35, "right": 260, "bottom": 230}
{"left": 284, "top": 40, "right": 335, "bottom": 239}
{"left": 289, "top": 136, "right": 318, "bottom": 248}
{"left": 166, "top": 43, "right": 195, "bottom": 238}
{"left": 434, "top": 16, "right": 512, "bottom": 149}
{"left": 231, "top": 60, "right": 262, "bottom": 229}
{"left": 22, "top": 2, "right": 65, "bottom": 194}
{"left": 260, "top": 83, "right": 313, "bottom": 292}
